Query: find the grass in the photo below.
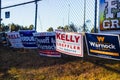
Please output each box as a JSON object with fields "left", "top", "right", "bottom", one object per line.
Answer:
{"left": 0, "top": 45, "right": 120, "bottom": 80}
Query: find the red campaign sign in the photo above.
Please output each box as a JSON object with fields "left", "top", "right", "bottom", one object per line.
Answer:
{"left": 39, "top": 50, "right": 61, "bottom": 57}
{"left": 56, "top": 31, "right": 83, "bottom": 57}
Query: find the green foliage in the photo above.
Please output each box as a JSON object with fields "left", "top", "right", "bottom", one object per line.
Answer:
{"left": 91, "top": 27, "right": 98, "bottom": 33}
{"left": 64, "top": 25, "right": 70, "bottom": 32}
{"left": 69, "top": 23, "right": 77, "bottom": 32}
{"left": 0, "top": 23, "right": 35, "bottom": 32}
{"left": 56, "top": 23, "right": 78, "bottom": 32}
{"left": 0, "top": 23, "right": 9, "bottom": 32}
{"left": 29, "top": 24, "right": 34, "bottom": 30}
{"left": 47, "top": 27, "right": 54, "bottom": 32}
{"left": 57, "top": 26, "right": 64, "bottom": 30}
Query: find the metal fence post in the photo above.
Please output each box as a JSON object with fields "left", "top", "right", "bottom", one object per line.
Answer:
{"left": 94, "top": 0, "right": 97, "bottom": 33}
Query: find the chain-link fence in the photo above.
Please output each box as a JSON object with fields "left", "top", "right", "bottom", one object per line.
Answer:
{"left": 1, "top": 0, "right": 99, "bottom": 32}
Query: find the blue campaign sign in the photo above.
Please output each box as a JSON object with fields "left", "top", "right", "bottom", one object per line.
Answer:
{"left": 19, "top": 30, "right": 37, "bottom": 49}
{"left": 85, "top": 33, "right": 120, "bottom": 60}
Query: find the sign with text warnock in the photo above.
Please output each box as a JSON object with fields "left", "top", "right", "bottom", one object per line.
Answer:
{"left": 7, "top": 32, "right": 23, "bottom": 48}
{"left": 99, "top": 0, "right": 120, "bottom": 33}
{"left": 56, "top": 31, "right": 83, "bottom": 57}
{"left": 33, "top": 32, "right": 61, "bottom": 57}
{"left": 85, "top": 33, "right": 120, "bottom": 60}
{"left": 19, "top": 30, "right": 37, "bottom": 49}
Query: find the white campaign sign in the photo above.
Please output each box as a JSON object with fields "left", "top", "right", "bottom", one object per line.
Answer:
{"left": 7, "top": 32, "right": 23, "bottom": 48}
{"left": 56, "top": 31, "right": 83, "bottom": 57}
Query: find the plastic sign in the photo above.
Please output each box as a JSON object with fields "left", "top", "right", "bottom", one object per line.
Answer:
{"left": 99, "top": 0, "right": 120, "bottom": 33}
{"left": 33, "top": 32, "right": 61, "bottom": 57}
{"left": 85, "top": 33, "right": 120, "bottom": 60}
{"left": 7, "top": 32, "right": 24, "bottom": 48}
{"left": 56, "top": 31, "right": 83, "bottom": 57}
{"left": 19, "top": 30, "right": 37, "bottom": 49}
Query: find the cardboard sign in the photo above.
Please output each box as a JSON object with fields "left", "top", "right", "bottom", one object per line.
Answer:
{"left": 19, "top": 30, "right": 37, "bottom": 49}
{"left": 7, "top": 32, "right": 23, "bottom": 48}
{"left": 85, "top": 33, "right": 120, "bottom": 60}
{"left": 99, "top": 0, "right": 120, "bottom": 33}
{"left": 56, "top": 31, "right": 83, "bottom": 57}
{"left": 33, "top": 32, "right": 61, "bottom": 57}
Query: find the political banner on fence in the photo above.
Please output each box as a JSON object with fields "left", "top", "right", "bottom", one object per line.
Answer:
{"left": 56, "top": 31, "right": 83, "bottom": 57}
{"left": 33, "top": 32, "right": 61, "bottom": 57}
{"left": 99, "top": 0, "right": 120, "bottom": 33}
{"left": 85, "top": 33, "right": 120, "bottom": 60}
{"left": 19, "top": 30, "right": 37, "bottom": 49}
{"left": 7, "top": 32, "right": 23, "bottom": 48}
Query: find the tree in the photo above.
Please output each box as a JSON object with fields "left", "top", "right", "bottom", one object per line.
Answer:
{"left": 10, "top": 23, "right": 21, "bottom": 32}
{"left": 64, "top": 25, "right": 70, "bottom": 32}
{"left": 24, "top": 26, "right": 28, "bottom": 30}
{"left": 10, "top": 23, "right": 16, "bottom": 32}
{"left": 15, "top": 24, "right": 20, "bottom": 31}
{"left": 56, "top": 24, "right": 77, "bottom": 32}
{"left": 79, "top": 24, "right": 89, "bottom": 32}
{"left": 47, "top": 27, "right": 54, "bottom": 32}
{"left": 20, "top": 26, "right": 24, "bottom": 30}
{"left": 0, "top": 23, "right": 5, "bottom": 32}
{"left": 57, "top": 26, "right": 64, "bottom": 30}
{"left": 69, "top": 23, "right": 77, "bottom": 32}
{"left": 91, "top": 27, "right": 98, "bottom": 33}
{"left": 78, "top": 20, "right": 92, "bottom": 32}
{"left": 0, "top": 23, "right": 9, "bottom": 32}
{"left": 29, "top": 24, "right": 34, "bottom": 30}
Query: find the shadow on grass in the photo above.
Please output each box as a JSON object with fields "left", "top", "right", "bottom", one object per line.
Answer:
{"left": 83, "top": 52, "right": 120, "bottom": 74}
{"left": 0, "top": 46, "right": 81, "bottom": 69}
{"left": 0, "top": 46, "right": 120, "bottom": 77}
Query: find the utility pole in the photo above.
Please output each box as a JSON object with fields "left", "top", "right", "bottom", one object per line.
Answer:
{"left": 83, "top": 0, "right": 86, "bottom": 32}
{"left": 35, "top": 0, "right": 38, "bottom": 30}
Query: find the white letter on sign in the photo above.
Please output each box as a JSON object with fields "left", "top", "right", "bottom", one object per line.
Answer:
{"left": 103, "top": 20, "right": 110, "bottom": 29}
{"left": 105, "top": 0, "right": 117, "bottom": 18}
{"left": 111, "top": 19, "right": 119, "bottom": 28}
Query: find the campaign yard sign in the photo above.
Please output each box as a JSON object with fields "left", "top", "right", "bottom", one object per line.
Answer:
{"left": 56, "top": 31, "right": 83, "bottom": 57}
{"left": 19, "top": 30, "right": 37, "bottom": 49}
{"left": 85, "top": 33, "right": 120, "bottom": 60}
{"left": 33, "top": 32, "right": 61, "bottom": 57}
{"left": 7, "top": 32, "right": 23, "bottom": 48}
{"left": 99, "top": 0, "right": 120, "bottom": 33}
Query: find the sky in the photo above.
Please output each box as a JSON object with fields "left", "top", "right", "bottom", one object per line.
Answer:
{"left": 1, "top": 0, "right": 98, "bottom": 32}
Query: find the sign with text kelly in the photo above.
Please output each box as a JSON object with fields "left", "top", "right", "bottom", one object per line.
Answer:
{"left": 99, "top": 0, "right": 120, "bottom": 33}
{"left": 19, "top": 30, "right": 37, "bottom": 49}
{"left": 33, "top": 32, "right": 61, "bottom": 57}
{"left": 85, "top": 33, "right": 120, "bottom": 60}
{"left": 7, "top": 32, "right": 23, "bottom": 48}
{"left": 56, "top": 31, "right": 83, "bottom": 57}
